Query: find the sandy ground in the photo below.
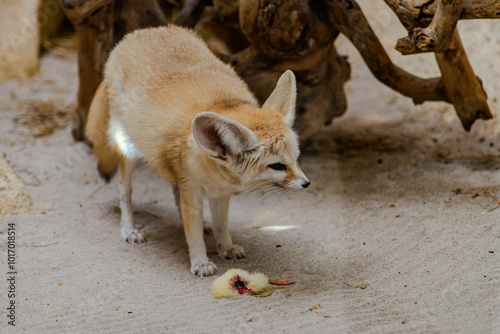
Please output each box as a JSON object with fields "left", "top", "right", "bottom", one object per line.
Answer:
{"left": 1, "top": 2, "right": 499, "bottom": 333}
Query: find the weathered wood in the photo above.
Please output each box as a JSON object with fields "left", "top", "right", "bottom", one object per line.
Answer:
{"left": 195, "top": 1, "right": 249, "bottom": 55}
{"left": 294, "top": 46, "right": 350, "bottom": 141}
{"left": 228, "top": 43, "right": 350, "bottom": 142}
{"left": 71, "top": 3, "right": 114, "bottom": 141}
{"left": 395, "top": 0, "right": 463, "bottom": 55}
{"left": 57, "top": 0, "right": 113, "bottom": 25}
{"left": 233, "top": 0, "right": 350, "bottom": 141}
{"left": 61, "top": 0, "right": 498, "bottom": 141}
{"left": 435, "top": 29, "right": 492, "bottom": 130}
{"left": 381, "top": 0, "right": 494, "bottom": 129}
{"left": 239, "top": 0, "right": 334, "bottom": 59}
{"left": 177, "top": 0, "right": 345, "bottom": 140}
{"left": 186, "top": 0, "right": 494, "bottom": 137}
{"left": 383, "top": 0, "right": 500, "bottom": 29}
{"left": 460, "top": 0, "right": 500, "bottom": 19}
{"left": 174, "top": 0, "right": 211, "bottom": 28}
{"left": 323, "top": 0, "right": 449, "bottom": 104}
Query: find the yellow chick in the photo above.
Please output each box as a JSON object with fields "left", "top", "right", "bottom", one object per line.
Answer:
{"left": 211, "top": 268, "right": 269, "bottom": 298}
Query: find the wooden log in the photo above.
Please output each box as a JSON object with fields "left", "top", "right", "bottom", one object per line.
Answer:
{"left": 435, "top": 29, "right": 492, "bottom": 130}
{"left": 324, "top": 0, "right": 449, "bottom": 104}
{"left": 395, "top": 0, "right": 463, "bottom": 55}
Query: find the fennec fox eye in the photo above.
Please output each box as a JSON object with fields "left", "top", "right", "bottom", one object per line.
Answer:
{"left": 268, "top": 163, "right": 287, "bottom": 171}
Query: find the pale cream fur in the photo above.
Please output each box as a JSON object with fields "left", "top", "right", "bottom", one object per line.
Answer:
{"left": 85, "top": 26, "right": 309, "bottom": 276}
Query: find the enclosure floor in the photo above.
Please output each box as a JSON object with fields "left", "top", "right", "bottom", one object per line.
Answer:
{"left": 1, "top": 2, "right": 499, "bottom": 332}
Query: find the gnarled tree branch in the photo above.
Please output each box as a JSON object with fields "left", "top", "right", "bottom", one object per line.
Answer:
{"left": 381, "top": 0, "right": 493, "bottom": 129}
{"left": 435, "top": 29, "right": 492, "bottom": 130}
{"left": 395, "top": 0, "right": 463, "bottom": 55}
{"left": 383, "top": 0, "right": 500, "bottom": 29}
{"left": 324, "top": 0, "right": 449, "bottom": 104}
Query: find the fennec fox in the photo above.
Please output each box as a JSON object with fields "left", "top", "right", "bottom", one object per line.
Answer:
{"left": 85, "top": 26, "right": 310, "bottom": 276}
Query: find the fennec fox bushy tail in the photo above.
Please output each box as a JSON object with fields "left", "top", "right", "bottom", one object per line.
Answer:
{"left": 85, "top": 26, "right": 310, "bottom": 276}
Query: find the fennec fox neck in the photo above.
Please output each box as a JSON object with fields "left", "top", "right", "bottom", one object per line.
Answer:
{"left": 85, "top": 26, "right": 309, "bottom": 276}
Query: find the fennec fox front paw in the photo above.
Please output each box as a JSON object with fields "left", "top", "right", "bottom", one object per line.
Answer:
{"left": 191, "top": 260, "right": 218, "bottom": 276}
{"left": 121, "top": 227, "right": 146, "bottom": 243}
{"left": 219, "top": 244, "right": 246, "bottom": 260}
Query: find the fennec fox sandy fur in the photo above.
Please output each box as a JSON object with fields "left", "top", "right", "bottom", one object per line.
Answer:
{"left": 85, "top": 26, "right": 310, "bottom": 276}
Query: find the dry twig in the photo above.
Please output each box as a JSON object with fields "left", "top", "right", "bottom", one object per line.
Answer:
{"left": 86, "top": 183, "right": 106, "bottom": 200}
{"left": 28, "top": 241, "right": 59, "bottom": 247}
{"left": 452, "top": 188, "right": 500, "bottom": 212}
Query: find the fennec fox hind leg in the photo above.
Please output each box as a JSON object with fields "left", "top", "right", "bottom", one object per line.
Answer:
{"left": 86, "top": 82, "right": 144, "bottom": 243}
{"left": 119, "top": 158, "right": 145, "bottom": 243}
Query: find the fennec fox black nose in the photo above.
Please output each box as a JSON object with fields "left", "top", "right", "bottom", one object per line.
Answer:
{"left": 302, "top": 181, "right": 310, "bottom": 188}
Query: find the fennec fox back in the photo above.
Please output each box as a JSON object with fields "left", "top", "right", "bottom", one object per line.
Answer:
{"left": 86, "top": 26, "right": 310, "bottom": 276}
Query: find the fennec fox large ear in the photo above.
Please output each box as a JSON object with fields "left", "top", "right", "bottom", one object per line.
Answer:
{"left": 192, "top": 112, "right": 263, "bottom": 163}
{"left": 262, "top": 70, "right": 297, "bottom": 127}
